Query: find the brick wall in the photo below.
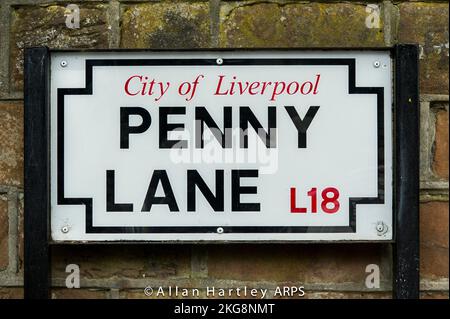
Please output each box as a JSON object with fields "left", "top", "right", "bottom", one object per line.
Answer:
{"left": 0, "top": 0, "right": 448, "bottom": 299}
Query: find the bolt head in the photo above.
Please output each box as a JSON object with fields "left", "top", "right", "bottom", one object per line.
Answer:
{"left": 60, "top": 60, "right": 68, "bottom": 67}
{"left": 376, "top": 221, "right": 388, "bottom": 235}
{"left": 373, "top": 61, "right": 381, "bottom": 68}
{"left": 217, "top": 227, "right": 224, "bottom": 234}
{"left": 61, "top": 226, "right": 70, "bottom": 233}
{"left": 216, "top": 58, "right": 223, "bottom": 65}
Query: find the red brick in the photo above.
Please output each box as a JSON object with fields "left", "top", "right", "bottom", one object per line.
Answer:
{"left": 420, "top": 202, "right": 449, "bottom": 280}
{"left": 0, "top": 288, "right": 24, "bottom": 299}
{"left": 304, "top": 291, "right": 391, "bottom": 299}
{"left": 420, "top": 291, "right": 449, "bottom": 299}
{"left": 51, "top": 288, "right": 106, "bottom": 299}
{"left": 18, "top": 193, "right": 23, "bottom": 272}
{"left": 0, "top": 102, "right": 23, "bottom": 187}
{"left": 220, "top": 2, "right": 385, "bottom": 47}
{"left": 121, "top": 3, "right": 210, "bottom": 49}
{"left": 10, "top": 4, "right": 109, "bottom": 92}
{"left": 207, "top": 244, "right": 386, "bottom": 284}
{"left": 0, "top": 195, "right": 8, "bottom": 271}
{"left": 51, "top": 245, "right": 191, "bottom": 280}
{"left": 432, "top": 107, "right": 449, "bottom": 179}
{"left": 398, "top": 3, "right": 449, "bottom": 94}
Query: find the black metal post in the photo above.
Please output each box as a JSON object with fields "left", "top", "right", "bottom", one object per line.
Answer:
{"left": 24, "top": 47, "right": 51, "bottom": 299}
{"left": 393, "top": 44, "right": 420, "bottom": 299}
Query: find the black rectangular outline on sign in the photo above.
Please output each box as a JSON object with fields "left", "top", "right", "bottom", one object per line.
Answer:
{"left": 56, "top": 58, "right": 385, "bottom": 234}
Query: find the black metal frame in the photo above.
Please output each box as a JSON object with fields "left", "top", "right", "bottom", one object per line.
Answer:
{"left": 393, "top": 44, "right": 420, "bottom": 299}
{"left": 23, "top": 45, "right": 420, "bottom": 299}
{"left": 24, "top": 47, "right": 51, "bottom": 299}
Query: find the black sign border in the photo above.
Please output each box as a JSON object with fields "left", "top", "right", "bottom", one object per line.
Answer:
{"left": 56, "top": 57, "right": 385, "bottom": 234}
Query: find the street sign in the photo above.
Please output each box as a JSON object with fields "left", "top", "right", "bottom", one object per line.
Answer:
{"left": 49, "top": 51, "right": 393, "bottom": 242}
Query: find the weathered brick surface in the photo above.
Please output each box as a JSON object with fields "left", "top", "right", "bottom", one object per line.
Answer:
{"left": 0, "top": 0, "right": 448, "bottom": 300}
{"left": 10, "top": 4, "right": 109, "bottom": 92}
{"left": 420, "top": 291, "right": 450, "bottom": 299}
{"left": 121, "top": 3, "right": 210, "bottom": 49}
{"left": 398, "top": 2, "right": 449, "bottom": 94}
{"left": 0, "top": 288, "right": 24, "bottom": 299}
{"left": 207, "top": 244, "right": 387, "bottom": 284}
{"left": 220, "top": 2, "right": 385, "bottom": 47}
{"left": 51, "top": 288, "right": 107, "bottom": 299}
{"left": 304, "top": 291, "right": 390, "bottom": 299}
{"left": 120, "top": 288, "right": 208, "bottom": 299}
{"left": 0, "top": 195, "right": 8, "bottom": 271}
{"left": 51, "top": 245, "right": 191, "bottom": 280}
{"left": 120, "top": 289, "right": 391, "bottom": 299}
{"left": 17, "top": 193, "right": 23, "bottom": 271}
{"left": 0, "top": 102, "right": 23, "bottom": 187}
{"left": 432, "top": 104, "right": 449, "bottom": 179}
{"left": 420, "top": 202, "right": 449, "bottom": 281}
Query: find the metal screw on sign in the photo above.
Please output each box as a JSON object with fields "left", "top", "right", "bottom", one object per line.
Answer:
{"left": 217, "top": 227, "right": 224, "bottom": 234}
{"left": 376, "top": 221, "right": 388, "bottom": 235}
{"left": 216, "top": 58, "right": 223, "bottom": 65}
{"left": 373, "top": 61, "right": 381, "bottom": 68}
{"left": 61, "top": 225, "right": 70, "bottom": 234}
{"left": 60, "top": 60, "right": 68, "bottom": 68}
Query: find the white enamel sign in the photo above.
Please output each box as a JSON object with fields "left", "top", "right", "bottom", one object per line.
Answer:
{"left": 50, "top": 51, "right": 393, "bottom": 242}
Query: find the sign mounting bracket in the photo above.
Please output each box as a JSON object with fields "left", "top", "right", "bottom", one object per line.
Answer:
{"left": 23, "top": 45, "right": 419, "bottom": 299}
